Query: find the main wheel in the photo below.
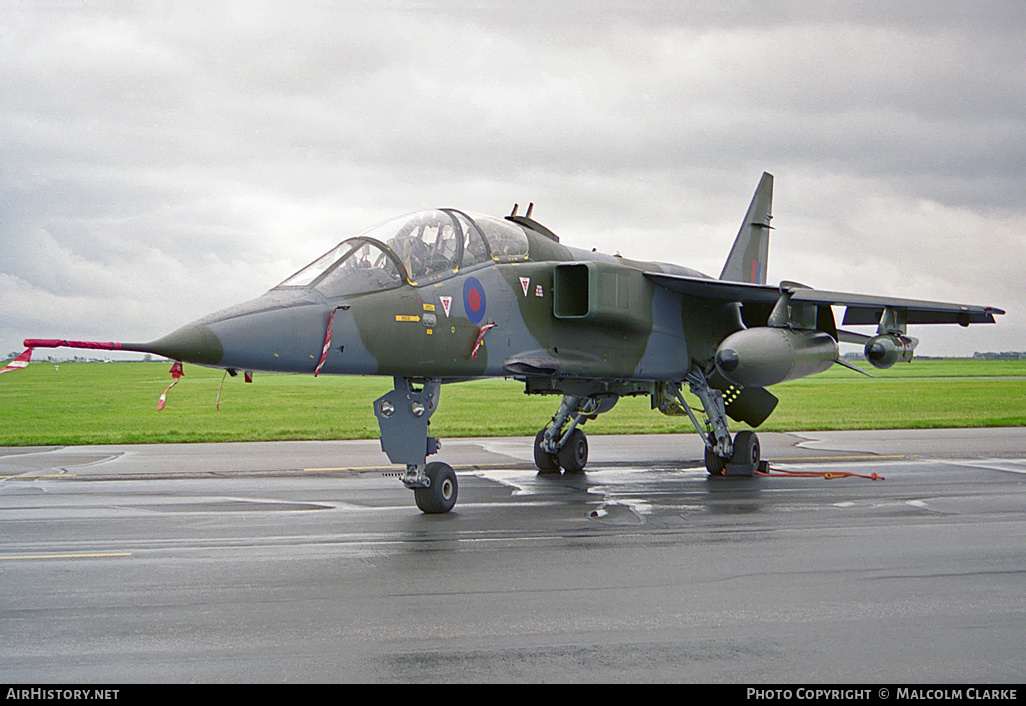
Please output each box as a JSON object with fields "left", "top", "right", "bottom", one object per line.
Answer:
{"left": 414, "top": 462, "right": 458, "bottom": 514}
{"left": 730, "top": 430, "right": 760, "bottom": 470}
{"left": 534, "top": 428, "right": 560, "bottom": 473}
{"left": 557, "top": 428, "right": 588, "bottom": 473}
{"left": 704, "top": 433, "right": 726, "bottom": 476}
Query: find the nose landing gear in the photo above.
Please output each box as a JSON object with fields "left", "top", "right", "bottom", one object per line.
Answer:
{"left": 375, "top": 376, "right": 459, "bottom": 514}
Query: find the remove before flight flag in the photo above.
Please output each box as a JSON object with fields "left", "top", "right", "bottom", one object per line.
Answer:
{"left": 157, "top": 361, "right": 184, "bottom": 411}
{"left": 0, "top": 349, "right": 33, "bottom": 374}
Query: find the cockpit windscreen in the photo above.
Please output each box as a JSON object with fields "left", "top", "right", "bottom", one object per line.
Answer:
{"left": 276, "top": 238, "right": 403, "bottom": 297}
{"left": 275, "top": 209, "right": 530, "bottom": 297}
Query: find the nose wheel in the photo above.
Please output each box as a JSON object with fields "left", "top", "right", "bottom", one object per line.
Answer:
{"left": 413, "top": 461, "right": 458, "bottom": 514}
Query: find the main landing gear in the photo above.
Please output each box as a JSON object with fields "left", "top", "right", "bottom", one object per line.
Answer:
{"left": 702, "top": 429, "right": 762, "bottom": 476}
{"left": 533, "top": 395, "right": 615, "bottom": 474}
{"left": 680, "top": 365, "right": 763, "bottom": 477}
{"left": 528, "top": 371, "right": 764, "bottom": 478}
{"left": 374, "top": 377, "right": 458, "bottom": 514}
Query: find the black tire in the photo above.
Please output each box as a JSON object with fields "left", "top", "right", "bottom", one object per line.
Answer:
{"left": 414, "top": 462, "right": 458, "bottom": 514}
{"left": 557, "top": 428, "right": 588, "bottom": 473}
{"left": 730, "top": 430, "right": 760, "bottom": 469}
{"left": 534, "top": 428, "right": 560, "bottom": 473}
{"left": 705, "top": 447, "right": 726, "bottom": 476}
{"left": 705, "top": 433, "right": 726, "bottom": 476}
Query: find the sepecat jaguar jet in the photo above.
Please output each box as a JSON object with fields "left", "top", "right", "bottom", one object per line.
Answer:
{"left": 13, "top": 173, "right": 1004, "bottom": 513}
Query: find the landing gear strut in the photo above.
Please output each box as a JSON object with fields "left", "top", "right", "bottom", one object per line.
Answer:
{"left": 374, "top": 377, "right": 458, "bottom": 513}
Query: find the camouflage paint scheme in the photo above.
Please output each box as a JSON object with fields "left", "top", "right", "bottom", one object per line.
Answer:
{"left": 183, "top": 213, "right": 697, "bottom": 383}
{"left": 19, "top": 173, "right": 1004, "bottom": 513}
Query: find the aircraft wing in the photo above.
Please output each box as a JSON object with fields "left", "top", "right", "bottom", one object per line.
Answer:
{"left": 788, "top": 288, "right": 1003, "bottom": 326}
{"left": 644, "top": 272, "right": 1004, "bottom": 326}
{"left": 645, "top": 272, "right": 781, "bottom": 303}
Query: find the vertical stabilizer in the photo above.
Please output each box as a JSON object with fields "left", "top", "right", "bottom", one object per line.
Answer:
{"left": 719, "top": 172, "right": 773, "bottom": 284}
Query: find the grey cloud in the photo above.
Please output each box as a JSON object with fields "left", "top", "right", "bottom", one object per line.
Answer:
{"left": 1, "top": 1, "right": 1021, "bottom": 357}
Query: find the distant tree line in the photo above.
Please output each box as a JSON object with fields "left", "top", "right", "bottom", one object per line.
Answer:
{"left": 973, "top": 351, "right": 1026, "bottom": 360}
{"left": 3, "top": 353, "right": 160, "bottom": 364}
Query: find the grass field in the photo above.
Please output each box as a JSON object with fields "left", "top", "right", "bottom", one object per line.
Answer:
{"left": 0, "top": 358, "right": 1023, "bottom": 446}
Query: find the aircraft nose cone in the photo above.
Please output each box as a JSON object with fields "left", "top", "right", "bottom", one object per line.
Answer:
{"left": 189, "top": 292, "right": 329, "bottom": 373}
{"left": 138, "top": 324, "right": 224, "bottom": 365}
{"left": 716, "top": 348, "right": 740, "bottom": 373}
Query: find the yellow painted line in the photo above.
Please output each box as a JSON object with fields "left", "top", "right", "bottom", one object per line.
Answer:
{"left": 0, "top": 552, "right": 132, "bottom": 561}
{"left": 304, "top": 466, "right": 394, "bottom": 471}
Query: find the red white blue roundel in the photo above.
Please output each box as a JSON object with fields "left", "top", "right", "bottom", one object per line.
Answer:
{"left": 463, "top": 277, "right": 486, "bottom": 324}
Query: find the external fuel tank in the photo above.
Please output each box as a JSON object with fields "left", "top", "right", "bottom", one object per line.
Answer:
{"left": 714, "top": 327, "right": 838, "bottom": 388}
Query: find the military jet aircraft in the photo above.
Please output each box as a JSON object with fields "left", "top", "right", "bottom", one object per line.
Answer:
{"left": 12, "top": 173, "right": 1004, "bottom": 513}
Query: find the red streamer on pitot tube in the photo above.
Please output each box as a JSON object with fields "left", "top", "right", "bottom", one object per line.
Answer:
{"left": 23, "top": 339, "right": 122, "bottom": 351}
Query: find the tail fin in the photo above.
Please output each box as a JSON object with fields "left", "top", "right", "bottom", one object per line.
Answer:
{"left": 719, "top": 172, "right": 773, "bottom": 284}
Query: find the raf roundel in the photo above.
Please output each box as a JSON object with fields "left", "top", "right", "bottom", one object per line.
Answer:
{"left": 463, "top": 277, "right": 487, "bottom": 324}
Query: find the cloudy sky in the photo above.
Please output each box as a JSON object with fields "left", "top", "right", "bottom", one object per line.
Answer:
{"left": 2, "top": 0, "right": 1022, "bottom": 360}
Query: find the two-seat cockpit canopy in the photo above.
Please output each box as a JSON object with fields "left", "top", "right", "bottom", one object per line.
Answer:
{"left": 276, "top": 209, "right": 530, "bottom": 298}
